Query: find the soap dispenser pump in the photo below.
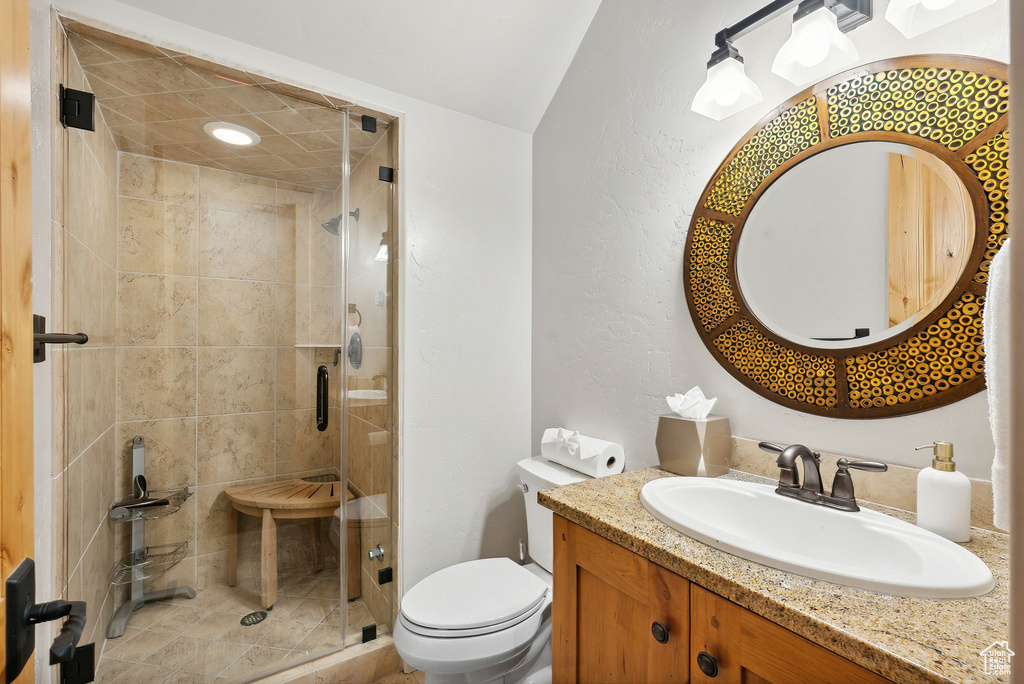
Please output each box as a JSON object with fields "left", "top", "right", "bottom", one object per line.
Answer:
{"left": 915, "top": 441, "right": 970, "bottom": 542}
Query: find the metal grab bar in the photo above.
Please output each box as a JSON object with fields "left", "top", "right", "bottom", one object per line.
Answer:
{"left": 34, "top": 332, "right": 88, "bottom": 345}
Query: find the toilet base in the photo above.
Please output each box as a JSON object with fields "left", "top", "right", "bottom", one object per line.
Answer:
{"left": 419, "top": 628, "right": 551, "bottom": 684}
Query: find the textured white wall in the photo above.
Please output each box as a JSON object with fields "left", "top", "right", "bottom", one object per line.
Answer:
{"left": 49, "top": 0, "right": 533, "bottom": 595}
{"left": 533, "top": 0, "right": 1009, "bottom": 480}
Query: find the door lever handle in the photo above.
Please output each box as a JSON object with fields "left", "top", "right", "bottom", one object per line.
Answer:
{"left": 43, "top": 601, "right": 86, "bottom": 665}
{"left": 6, "top": 559, "right": 89, "bottom": 682}
{"left": 33, "top": 332, "right": 88, "bottom": 344}
{"left": 33, "top": 314, "right": 87, "bottom": 363}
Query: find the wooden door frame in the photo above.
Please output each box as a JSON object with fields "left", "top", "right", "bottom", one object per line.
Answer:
{"left": 1010, "top": 2, "right": 1024, "bottom": 680}
{"left": 0, "top": 0, "right": 36, "bottom": 681}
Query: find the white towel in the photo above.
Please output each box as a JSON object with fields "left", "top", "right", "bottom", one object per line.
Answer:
{"left": 984, "top": 238, "right": 1011, "bottom": 531}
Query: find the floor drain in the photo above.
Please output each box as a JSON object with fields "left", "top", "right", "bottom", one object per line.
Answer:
{"left": 240, "top": 611, "right": 268, "bottom": 626}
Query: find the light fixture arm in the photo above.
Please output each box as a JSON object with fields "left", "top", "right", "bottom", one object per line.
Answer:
{"left": 709, "top": 0, "right": 872, "bottom": 66}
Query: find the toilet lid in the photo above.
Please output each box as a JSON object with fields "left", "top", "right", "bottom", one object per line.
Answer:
{"left": 401, "top": 558, "right": 548, "bottom": 631}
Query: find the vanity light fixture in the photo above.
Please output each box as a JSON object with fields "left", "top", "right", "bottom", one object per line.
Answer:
{"left": 691, "top": 44, "right": 763, "bottom": 121}
{"left": 375, "top": 232, "right": 389, "bottom": 262}
{"left": 692, "top": 0, "right": 872, "bottom": 121}
{"left": 772, "top": 1, "right": 860, "bottom": 85}
{"left": 885, "top": 0, "right": 996, "bottom": 38}
{"left": 203, "top": 121, "right": 260, "bottom": 146}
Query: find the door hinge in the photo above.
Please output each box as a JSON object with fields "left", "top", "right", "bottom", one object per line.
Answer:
{"left": 378, "top": 166, "right": 394, "bottom": 183}
{"left": 361, "top": 115, "right": 377, "bottom": 133}
{"left": 377, "top": 566, "right": 393, "bottom": 585}
{"left": 59, "top": 85, "right": 95, "bottom": 131}
{"left": 361, "top": 624, "right": 377, "bottom": 643}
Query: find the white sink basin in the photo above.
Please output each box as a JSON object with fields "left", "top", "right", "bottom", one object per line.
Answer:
{"left": 348, "top": 389, "right": 387, "bottom": 400}
{"left": 640, "top": 477, "right": 994, "bottom": 598}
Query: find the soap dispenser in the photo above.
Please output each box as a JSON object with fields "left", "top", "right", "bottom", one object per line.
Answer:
{"left": 915, "top": 441, "right": 970, "bottom": 542}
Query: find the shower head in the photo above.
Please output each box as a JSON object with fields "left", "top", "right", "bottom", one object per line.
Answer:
{"left": 321, "top": 215, "right": 341, "bottom": 235}
{"left": 320, "top": 208, "right": 359, "bottom": 235}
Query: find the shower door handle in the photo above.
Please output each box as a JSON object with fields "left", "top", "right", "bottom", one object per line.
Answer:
{"left": 316, "top": 365, "right": 329, "bottom": 432}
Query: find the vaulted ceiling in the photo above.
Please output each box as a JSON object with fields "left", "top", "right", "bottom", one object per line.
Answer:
{"left": 103, "top": 0, "right": 603, "bottom": 133}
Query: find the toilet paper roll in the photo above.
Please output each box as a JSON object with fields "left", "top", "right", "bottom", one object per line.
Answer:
{"left": 540, "top": 427, "right": 625, "bottom": 478}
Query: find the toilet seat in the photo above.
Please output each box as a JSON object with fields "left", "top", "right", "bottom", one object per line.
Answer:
{"left": 400, "top": 594, "right": 547, "bottom": 638}
{"left": 400, "top": 558, "right": 549, "bottom": 637}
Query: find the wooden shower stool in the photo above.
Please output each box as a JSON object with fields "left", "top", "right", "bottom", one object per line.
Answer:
{"left": 225, "top": 479, "right": 352, "bottom": 610}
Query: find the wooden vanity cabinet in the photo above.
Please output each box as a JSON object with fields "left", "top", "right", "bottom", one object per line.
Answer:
{"left": 552, "top": 515, "right": 690, "bottom": 683}
{"left": 553, "top": 517, "right": 890, "bottom": 684}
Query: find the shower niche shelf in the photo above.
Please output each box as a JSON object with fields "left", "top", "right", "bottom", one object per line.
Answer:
{"left": 106, "top": 435, "right": 197, "bottom": 638}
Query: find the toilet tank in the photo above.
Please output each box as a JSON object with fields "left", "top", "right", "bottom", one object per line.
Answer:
{"left": 516, "top": 456, "right": 589, "bottom": 572}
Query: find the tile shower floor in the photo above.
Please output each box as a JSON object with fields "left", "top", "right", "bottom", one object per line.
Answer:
{"left": 95, "top": 575, "right": 381, "bottom": 683}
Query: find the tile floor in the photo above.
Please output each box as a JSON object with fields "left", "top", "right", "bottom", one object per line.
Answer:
{"left": 372, "top": 673, "right": 426, "bottom": 684}
{"left": 95, "top": 574, "right": 381, "bottom": 683}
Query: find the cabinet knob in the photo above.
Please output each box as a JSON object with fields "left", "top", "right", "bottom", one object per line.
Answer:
{"left": 697, "top": 651, "right": 719, "bottom": 678}
{"left": 650, "top": 621, "right": 669, "bottom": 644}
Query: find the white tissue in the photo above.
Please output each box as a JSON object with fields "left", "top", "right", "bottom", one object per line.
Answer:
{"left": 666, "top": 387, "right": 717, "bottom": 421}
{"left": 550, "top": 428, "right": 581, "bottom": 459}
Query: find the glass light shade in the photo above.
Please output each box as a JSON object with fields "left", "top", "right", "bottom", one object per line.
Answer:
{"left": 202, "top": 121, "right": 260, "bottom": 146}
{"left": 885, "top": 0, "right": 997, "bottom": 38}
{"left": 691, "top": 56, "right": 763, "bottom": 121}
{"left": 375, "top": 242, "right": 389, "bottom": 262}
{"left": 771, "top": 7, "right": 859, "bottom": 86}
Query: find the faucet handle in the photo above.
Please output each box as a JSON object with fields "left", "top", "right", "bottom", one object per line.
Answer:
{"left": 758, "top": 442, "right": 785, "bottom": 454}
{"left": 838, "top": 458, "right": 888, "bottom": 473}
{"left": 830, "top": 458, "right": 888, "bottom": 507}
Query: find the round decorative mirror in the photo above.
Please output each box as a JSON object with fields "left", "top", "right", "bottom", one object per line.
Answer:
{"left": 737, "top": 141, "right": 975, "bottom": 349}
{"left": 684, "top": 56, "right": 1009, "bottom": 418}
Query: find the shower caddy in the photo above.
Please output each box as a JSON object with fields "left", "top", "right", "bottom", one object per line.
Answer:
{"left": 106, "top": 435, "right": 196, "bottom": 638}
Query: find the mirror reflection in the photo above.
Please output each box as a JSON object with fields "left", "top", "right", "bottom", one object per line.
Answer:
{"left": 737, "top": 142, "right": 975, "bottom": 349}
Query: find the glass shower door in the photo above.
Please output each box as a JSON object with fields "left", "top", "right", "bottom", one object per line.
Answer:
{"left": 342, "top": 114, "right": 396, "bottom": 641}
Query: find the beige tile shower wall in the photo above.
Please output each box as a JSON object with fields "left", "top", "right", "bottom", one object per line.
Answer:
{"left": 114, "top": 154, "right": 342, "bottom": 597}
{"left": 55, "top": 28, "right": 120, "bottom": 649}
{"left": 345, "top": 127, "right": 396, "bottom": 630}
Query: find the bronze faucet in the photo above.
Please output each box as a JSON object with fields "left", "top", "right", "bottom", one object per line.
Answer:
{"left": 758, "top": 442, "right": 888, "bottom": 512}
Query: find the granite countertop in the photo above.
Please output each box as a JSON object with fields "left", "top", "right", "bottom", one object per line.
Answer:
{"left": 538, "top": 468, "right": 1010, "bottom": 683}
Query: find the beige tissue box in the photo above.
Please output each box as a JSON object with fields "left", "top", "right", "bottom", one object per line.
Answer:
{"left": 655, "top": 414, "right": 732, "bottom": 477}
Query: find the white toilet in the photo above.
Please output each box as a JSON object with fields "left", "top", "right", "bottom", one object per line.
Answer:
{"left": 394, "top": 456, "right": 589, "bottom": 684}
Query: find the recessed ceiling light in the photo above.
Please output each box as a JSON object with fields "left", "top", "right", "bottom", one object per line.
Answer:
{"left": 203, "top": 121, "right": 260, "bottom": 146}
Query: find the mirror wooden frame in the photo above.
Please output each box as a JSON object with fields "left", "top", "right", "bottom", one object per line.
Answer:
{"left": 684, "top": 55, "right": 1008, "bottom": 418}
